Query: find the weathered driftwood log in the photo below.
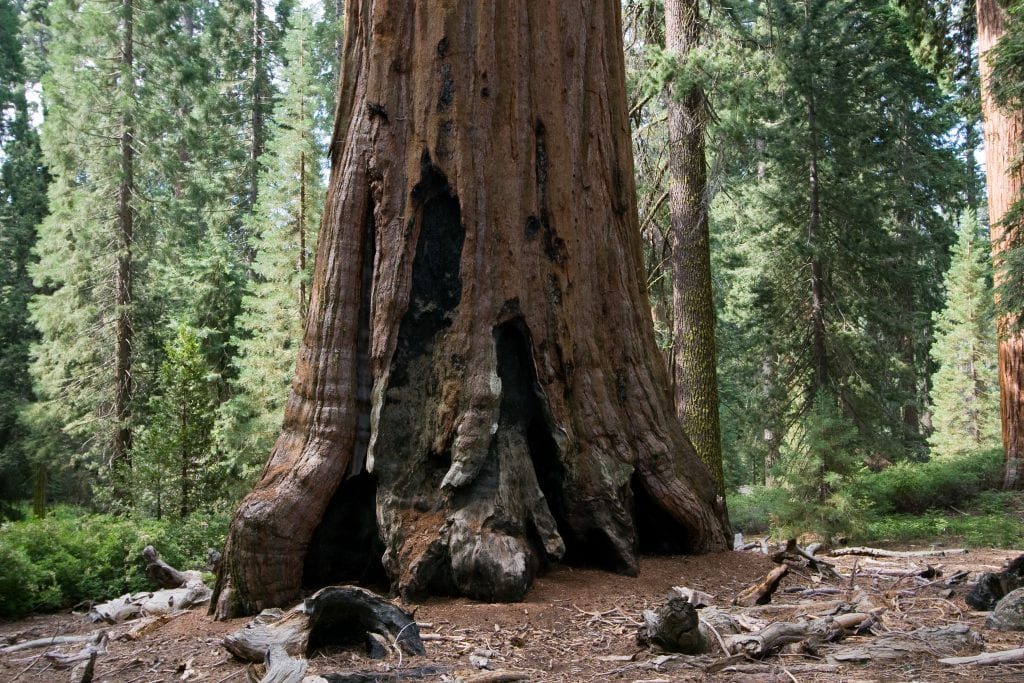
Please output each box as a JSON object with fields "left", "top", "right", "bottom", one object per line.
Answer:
{"left": 43, "top": 631, "right": 107, "bottom": 670}
{"left": 303, "top": 666, "right": 451, "bottom": 682}
{"left": 88, "top": 579, "right": 211, "bottom": 624}
{"left": 939, "top": 647, "right": 1024, "bottom": 666}
{"left": 1, "top": 633, "right": 100, "bottom": 654}
{"left": 142, "top": 545, "right": 201, "bottom": 588}
{"left": 637, "top": 597, "right": 706, "bottom": 654}
{"left": 671, "top": 586, "right": 713, "bottom": 608}
{"left": 733, "top": 564, "right": 788, "bottom": 607}
{"left": 259, "top": 645, "right": 308, "bottom": 683}
{"left": 830, "top": 623, "right": 982, "bottom": 662}
{"left": 722, "top": 613, "right": 867, "bottom": 658}
{"left": 224, "top": 586, "right": 424, "bottom": 663}
{"left": 966, "top": 554, "right": 1024, "bottom": 610}
{"left": 828, "top": 546, "right": 966, "bottom": 559}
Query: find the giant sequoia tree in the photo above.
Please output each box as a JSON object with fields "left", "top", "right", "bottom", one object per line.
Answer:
{"left": 213, "top": 0, "right": 729, "bottom": 618}
{"left": 977, "top": 0, "right": 1024, "bottom": 489}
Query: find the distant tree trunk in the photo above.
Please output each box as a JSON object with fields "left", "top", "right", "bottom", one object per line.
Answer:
{"left": 113, "top": 0, "right": 134, "bottom": 488}
{"left": 664, "top": 0, "right": 723, "bottom": 492}
{"left": 213, "top": 0, "right": 729, "bottom": 619}
{"left": 807, "top": 94, "right": 828, "bottom": 396}
{"left": 977, "top": 0, "right": 1024, "bottom": 489}
{"left": 249, "top": 0, "right": 266, "bottom": 211}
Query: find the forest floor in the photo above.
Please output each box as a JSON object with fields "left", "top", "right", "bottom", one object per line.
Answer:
{"left": 2, "top": 545, "right": 1024, "bottom": 682}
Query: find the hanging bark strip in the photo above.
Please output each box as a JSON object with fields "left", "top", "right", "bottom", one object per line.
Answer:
{"left": 213, "top": 0, "right": 729, "bottom": 618}
{"left": 977, "top": 0, "right": 1024, "bottom": 490}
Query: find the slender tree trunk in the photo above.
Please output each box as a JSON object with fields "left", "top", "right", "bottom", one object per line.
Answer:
{"left": 249, "top": 0, "right": 266, "bottom": 211}
{"left": 213, "top": 0, "right": 729, "bottom": 619}
{"left": 113, "top": 0, "right": 134, "bottom": 490}
{"left": 664, "top": 0, "right": 723, "bottom": 492}
{"left": 977, "top": 0, "right": 1024, "bottom": 489}
{"left": 807, "top": 95, "right": 828, "bottom": 396}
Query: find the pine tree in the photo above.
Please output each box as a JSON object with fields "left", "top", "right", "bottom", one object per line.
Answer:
{"left": 928, "top": 211, "right": 1001, "bottom": 458}
{"left": 28, "top": 0, "right": 140, "bottom": 503}
{"left": 710, "top": 0, "right": 965, "bottom": 485}
{"left": 216, "top": 9, "right": 328, "bottom": 490}
{"left": 0, "top": 0, "right": 49, "bottom": 517}
{"left": 133, "top": 324, "right": 217, "bottom": 519}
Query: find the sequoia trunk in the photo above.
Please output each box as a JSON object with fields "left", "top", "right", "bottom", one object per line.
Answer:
{"left": 977, "top": 0, "right": 1024, "bottom": 489}
{"left": 213, "top": 0, "right": 729, "bottom": 618}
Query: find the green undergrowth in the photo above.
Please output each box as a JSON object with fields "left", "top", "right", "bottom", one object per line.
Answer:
{"left": 728, "top": 449, "right": 1024, "bottom": 547}
{"left": 0, "top": 506, "right": 229, "bottom": 619}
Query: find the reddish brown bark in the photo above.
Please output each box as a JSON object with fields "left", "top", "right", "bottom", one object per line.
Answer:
{"left": 213, "top": 0, "right": 729, "bottom": 618}
{"left": 977, "top": 0, "right": 1024, "bottom": 489}
{"left": 664, "top": 0, "right": 723, "bottom": 492}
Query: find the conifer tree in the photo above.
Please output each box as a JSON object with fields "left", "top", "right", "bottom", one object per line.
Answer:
{"left": 0, "top": 0, "right": 49, "bottom": 516}
{"left": 928, "top": 212, "right": 1001, "bottom": 458}
{"left": 134, "top": 324, "right": 217, "bottom": 519}
{"left": 711, "top": 0, "right": 964, "bottom": 485}
{"left": 216, "top": 9, "right": 328, "bottom": 488}
{"left": 28, "top": 0, "right": 140, "bottom": 501}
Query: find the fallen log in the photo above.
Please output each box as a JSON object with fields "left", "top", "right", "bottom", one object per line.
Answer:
{"left": 733, "top": 565, "right": 788, "bottom": 607}
{"left": 830, "top": 623, "right": 982, "bottom": 662}
{"left": 259, "top": 645, "right": 307, "bottom": 683}
{"left": 44, "top": 631, "right": 108, "bottom": 669}
{"left": 828, "top": 546, "right": 966, "bottom": 559}
{"left": 939, "top": 647, "right": 1024, "bottom": 666}
{"left": 722, "top": 613, "right": 868, "bottom": 658}
{"left": 224, "top": 586, "right": 425, "bottom": 663}
{"left": 88, "top": 579, "right": 211, "bottom": 623}
{"left": 1, "top": 633, "right": 100, "bottom": 654}
{"left": 142, "top": 545, "right": 200, "bottom": 589}
{"left": 302, "top": 666, "right": 450, "bottom": 682}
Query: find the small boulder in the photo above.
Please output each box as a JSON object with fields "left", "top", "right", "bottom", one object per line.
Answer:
{"left": 987, "top": 587, "right": 1024, "bottom": 631}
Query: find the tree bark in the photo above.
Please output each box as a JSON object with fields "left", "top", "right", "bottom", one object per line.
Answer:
{"left": 664, "top": 0, "right": 723, "bottom": 492}
{"left": 977, "top": 0, "right": 1024, "bottom": 489}
{"left": 213, "top": 0, "right": 729, "bottom": 619}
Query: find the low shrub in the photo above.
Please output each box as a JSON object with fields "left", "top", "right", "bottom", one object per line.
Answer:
{"left": 0, "top": 507, "right": 229, "bottom": 619}
{"left": 853, "top": 448, "right": 1002, "bottom": 515}
{"left": 862, "top": 510, "right": 1024, "bottom": 548}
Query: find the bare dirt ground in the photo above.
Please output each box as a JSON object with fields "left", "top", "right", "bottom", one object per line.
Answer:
{"left": 3, "top": 545, "right": 1024, "bottom": 682}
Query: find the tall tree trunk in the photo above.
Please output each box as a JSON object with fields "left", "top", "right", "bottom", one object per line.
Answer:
{"left": 113, "top": 0, "right": 134, "bottom": 489}
{"left": 977, "top": 0, "right": 1024, "bottom": 489}
{"left": 213, "top": 0, "right": 729, "bottom": 619}
{"left": 664, "top": 0, "right": 723, "bottom": 492}
{"left": 249, "top": 0, "right": 266, "bottom": 211}
{"left": 807, "top": 95, "right": 828, "bottom": 397}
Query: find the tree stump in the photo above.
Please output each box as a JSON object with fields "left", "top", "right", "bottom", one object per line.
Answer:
{"left": 223, "top": 586, "right": 424, "bottom": 663}
{"left": 966, "top": 554, "right": 1024, "bottom": 610}
{"left": 637, "top": 597, "right": 707, "bottom": 654}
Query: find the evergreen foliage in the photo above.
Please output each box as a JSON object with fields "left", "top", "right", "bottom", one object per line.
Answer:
{"left": 928, "top": 211, "right": 1001, "bottom": 458}
{"left": 710, "top": 0, "right": 966, "bottom": 486}
{"left": 133, "top": 325, "right": 217, "bottom": 520}
{"left": 0, "top": 0, "right": 49, "bottom": 519}
{"left": 216, "top": 9, "right": 329, "bottom": 489}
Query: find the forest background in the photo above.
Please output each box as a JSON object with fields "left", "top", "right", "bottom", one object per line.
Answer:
{"left": 0, "top": 0, "right": 1022, "bottom": 618}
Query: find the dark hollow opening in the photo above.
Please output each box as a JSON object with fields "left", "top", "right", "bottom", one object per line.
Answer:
{"left": 303, "top": 472, "right": 388, "bottom": 590}
{"left": 493, "top": 319, "right": 627, "bottom": 571}
{"left": 632, "top": 472, "right": 694, "bottom": 554}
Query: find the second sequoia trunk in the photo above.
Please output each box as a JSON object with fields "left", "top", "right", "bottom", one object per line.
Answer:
{"left": 213, "top": 0, "right": 729, "bottom": 618}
